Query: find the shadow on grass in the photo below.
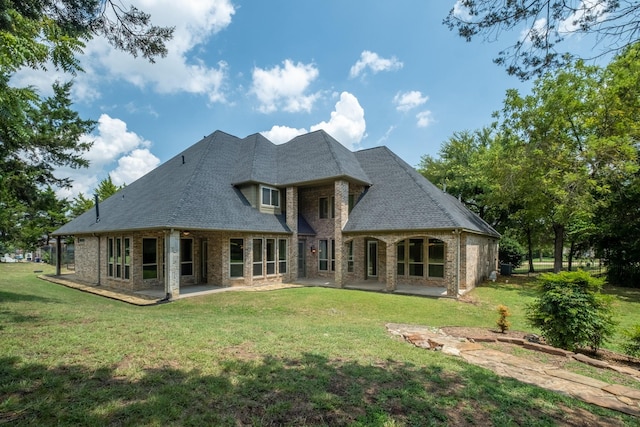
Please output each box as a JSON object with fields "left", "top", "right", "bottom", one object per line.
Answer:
{"left": 0, "top": 354, "right": 627, "bottom": 426}
{"left": 0, "top": 290, "right": 60, "bottom": 304}
{"left": 478, "top": 276, "right": 539, "bottom": 299}
{"left": 0, "top": 292, "right": 60, "bottom": 327}
{"left": 604, "top": 286, "right": 640, "bottom": 303}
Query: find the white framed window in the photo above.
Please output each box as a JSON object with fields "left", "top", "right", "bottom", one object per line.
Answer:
{"left": 347, "top": 241, "right": 354, "bottom": 273}
{"left": 266, "top": 238, "right": 276, "bottom": 275}
{"left": 396, "top": 238, "right": 445, "bottom": 279}
{"left": 180, "top": 238, "right": 193, "bottom": 276}
{"left": 253, "top": 238, "right": 263, "bottom": 277}
{"left": 318, "top": 239, "right": 328, "bottom": 270}
{"left": 230, "top": 239, "right": 244, "bottom": 277}
{"left": 428, "top": 239, "right": 445, "bottom": 278}
{"left": 261, "top": 186, "right": 280, "bottom": 207}
{"left": 278, "top": 239, "right": 288, "bottom": 273}
{"left": 318, "top": 239, "right": 335, "bottom": 271}
{"left": 142, "top": 238, "right": 157, "bottom": 279}
{"left": 108, "top": 236, "right": 132, "bottom": 280}
{"left": 319, "top": 196, "right": 335, "bottom": 219}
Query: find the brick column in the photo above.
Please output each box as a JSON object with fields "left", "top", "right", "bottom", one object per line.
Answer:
{"left": 286, "top": 186, "right": 298, "bottom": 281}
{"left": 245, "top": 236, "right": 254, "bottom": 286}
{"left": 385, "top": 241, "right": 397, "bottom": 291}
{"left": 447, "top": 230, "right": 461, "bottom": 297}
{"left": 165, "top": 230, "right": 180, "bottom": 299}
{"left": 334, "top": 180, "right": 349, "bottom": 287}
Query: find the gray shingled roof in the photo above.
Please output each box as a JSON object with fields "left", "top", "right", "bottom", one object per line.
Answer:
{"left": 54, "top": 131, "right": 290, "bottom": 235}
{"left": 53, "top": 130, "right": 498, "bottom": 238}
{"left": 343, "top": 146, "right": 500, "bottom": 236}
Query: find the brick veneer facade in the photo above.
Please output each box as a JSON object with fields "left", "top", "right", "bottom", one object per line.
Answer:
{"left": 71, "top": 180, "right": 498, "bottom": 298}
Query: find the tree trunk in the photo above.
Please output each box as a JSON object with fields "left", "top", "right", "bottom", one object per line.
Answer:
{"left": 553, "top": 223, "right": 565, "bottom": 273}
{"left": 568, "top": 240, "right": 575, "bottom": 271}
{"left": 526, "top": 227, "right": 535, "bottom": 273}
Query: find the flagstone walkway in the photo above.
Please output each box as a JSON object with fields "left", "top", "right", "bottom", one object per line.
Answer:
{"left": 387, "top": 323, "right": 640, "bottom": 418}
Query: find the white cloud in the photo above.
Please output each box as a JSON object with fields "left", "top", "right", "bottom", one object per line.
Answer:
{"left": 452, "top": 1, "right": 473, "bottom": 20}
{"left": 251, "top": 60, "right": 321, "bottom": 113}
{"left": 416, "top": 110, "right": 434, "bottom": 128}
{"left": 83, "top": 115, "right": 152, "bottom": 168}
{"left": 261, "top": 92, "right": 366, "bottom": 150}
{"left": 261, "top": 125, "right": 307, "bottom": 144}
{"left": 520, "top": 17, "right": 549, "bottom": 44}
{"left": 310, "top": 92, "right": 366, "bottom": 150}
{"left": 110, "top": 148, "right": 161, "bottom": 186}
{"left": 349, "top": 50, "right": 403, "bottom": 78}
{"left": 559, "top": 0, "right": 609, "bottom": 34}
{"left": 393, "top": 90, "right": 428, "bottom": 112}
{"left": 56, "top": 114, "right": 159, "bottom": 199}
{"left": 13, "top": 0, "right": 235, "bottom": 102}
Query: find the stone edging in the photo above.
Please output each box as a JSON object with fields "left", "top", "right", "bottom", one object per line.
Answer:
{"left": 468, "top": 335, "right": 640, "bottom": 379}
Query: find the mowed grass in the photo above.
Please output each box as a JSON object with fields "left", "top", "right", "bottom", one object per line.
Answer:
{"left": 1, "top": 263, "right": 638, "bottom": 426}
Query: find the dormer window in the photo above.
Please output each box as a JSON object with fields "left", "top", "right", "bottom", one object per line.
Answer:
{"left": 261, "top": 186, "right": 280, "bottom": 207}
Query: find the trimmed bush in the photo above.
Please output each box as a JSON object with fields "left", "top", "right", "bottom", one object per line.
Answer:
{"left": 526, "top": 271, "right": 616, "bottom": 352}
{"left": 496, "top": 305, "right": 511, "bottom": 333}
{"left": 622, "top": 325, "right": 640, "bottom": 357}
{"left": 498, "top": 236, "right": 525, "bottom": 269}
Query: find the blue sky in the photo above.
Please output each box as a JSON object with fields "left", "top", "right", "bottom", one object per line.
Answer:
{"left": 14, "top": 1, "right": 603, "bottom": 199}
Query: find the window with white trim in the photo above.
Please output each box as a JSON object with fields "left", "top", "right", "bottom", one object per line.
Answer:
{"left": 428, "top": 239, "right": 445, "bottom": 278}
{"left": 261, "top": 186, "right": 280, "bottom": 207}
{"left": 142, "top": 238, "right": 157, "bottom": 279}
{"left": 318, "top": 239, "right": 335, "bottom": 271}
{"left": 319, "top": 196, "right": 335, "bottom": 219}
{"left": 266, "top": 238, "right": 276, "bottom": 275}
{"left": 230, "top": 239, "right": 244, "bottom": 277}
{"left": 319, "top": 239, "right": 329, "bottom": 270}
{"left": 253, "top": 238, "right": 263, "bottom": 277}
{"left": 108, "top": 237, "right": 131, "bottom": 279}
{"left": 396, "top": 238, "right": 445, "bottom": 278}
{"left": 278, "top": 239, "right": 288, "bottom": 273}
{"left": 180, "top": 238, "right": 193, "bottom": 276}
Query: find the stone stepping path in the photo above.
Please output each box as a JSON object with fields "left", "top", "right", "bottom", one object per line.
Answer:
{"left": 387, "top": 323, "right": 640, "bottom": 417}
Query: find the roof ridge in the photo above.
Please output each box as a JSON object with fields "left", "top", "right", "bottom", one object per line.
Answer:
{"left": 320, "top": 131, "right": 343, "bottom": 173}
{"left": 385, "top": 147, "right": 459, "bottom": 226}
{"left": 167, "top": 133, "right": 217, "bottom": 226}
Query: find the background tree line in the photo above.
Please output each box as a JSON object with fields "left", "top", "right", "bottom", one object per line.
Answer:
{"left": 419, "top": 42, "right": 640, "bottom": 285}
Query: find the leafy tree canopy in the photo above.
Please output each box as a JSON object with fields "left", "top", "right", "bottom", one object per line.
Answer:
{"left": 0, "top": 1, "right": 172, "bottom": 248}
{"left": 445, "top": 1, "right": 640, "bottom": 79}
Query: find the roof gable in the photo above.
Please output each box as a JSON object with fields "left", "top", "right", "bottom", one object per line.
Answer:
{"left": 277, "top": 131, "right": 371, "bottom": 186}
{"left": 344, "top": 146, "right": 499, "bottom": 236}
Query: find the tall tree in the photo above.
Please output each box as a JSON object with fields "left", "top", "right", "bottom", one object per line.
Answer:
{"left": 593, "top": 43, "right": 640, "bottom": 285}
{"left": 0, "top": 1, "right": 173, "bottom": 202}
{"left": 444, "top": 1, "right": 640, "bottom": 79}
{"left": 495, "top": 58, "right": 637, "bottom": 272}
{"left": 69, "top": 175, "right": 125, "bottom": 217}
{"left": 0, "top": 1, "right": 172, "bottom": 248}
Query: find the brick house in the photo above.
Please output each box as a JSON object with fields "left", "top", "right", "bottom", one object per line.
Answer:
{"left": 53, "top": 130, "right": 499, "bottom": 298}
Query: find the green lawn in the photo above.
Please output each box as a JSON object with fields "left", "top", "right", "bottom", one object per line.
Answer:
{"left": 1, "top": 263, "right": 638, "bottom": 426}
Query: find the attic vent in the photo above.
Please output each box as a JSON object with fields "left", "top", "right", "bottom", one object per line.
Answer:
{"left": 182, "top": 155, "right": 185, "bottom": 164}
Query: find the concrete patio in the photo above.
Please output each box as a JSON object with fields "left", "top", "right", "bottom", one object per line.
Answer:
{"left": 133, "top": 278, "right": 459, "bottom": 300}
